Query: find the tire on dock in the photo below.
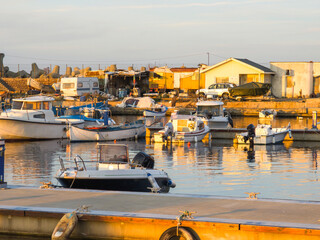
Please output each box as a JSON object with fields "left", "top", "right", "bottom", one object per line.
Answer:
{"left": 159, "top": 227, "right": 199, "bottom": 240}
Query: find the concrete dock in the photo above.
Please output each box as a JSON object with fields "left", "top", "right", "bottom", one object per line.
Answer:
{"left": 1, "top": 187, "right": 320, "bottom": 239}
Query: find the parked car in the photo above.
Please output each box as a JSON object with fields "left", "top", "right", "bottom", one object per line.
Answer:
{"left": 196, "top": 83, "right": 236, "bottom": 99}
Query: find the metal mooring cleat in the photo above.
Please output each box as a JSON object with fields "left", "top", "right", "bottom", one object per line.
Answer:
{"left": 245, "top": 192, "right": 260, "bottom": 199}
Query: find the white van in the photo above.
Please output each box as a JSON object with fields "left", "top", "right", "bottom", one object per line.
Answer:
{"left": 60, "top": 77, "right": 100, "bottom": 96}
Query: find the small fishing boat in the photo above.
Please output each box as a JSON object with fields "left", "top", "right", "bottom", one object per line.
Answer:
{"left": 0, "top": 96, "right": 83, "bottom": 140}
{"left": 55, "top": 144, "right": 176, "bottom": 193}
{"left": 143, "top": 105, "right": 168, "bottom": 117}
{"left": 196, "top": 100, "right": 233, "bottom": 129}
{"left": 153, "top": 114, "right": 210, "bottom": 143}
{"left": 67, "top": 119, "right": 146, "bottom": 142}
{"left": 57, "top": 104, "right": 115, "bottom": 126}
{"left": 235, "top": 123, "right": 291, "bottom": 145}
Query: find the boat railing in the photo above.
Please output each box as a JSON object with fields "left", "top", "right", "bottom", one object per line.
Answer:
{"left": 73, "top": 155, "right": 87, "bottom": 171}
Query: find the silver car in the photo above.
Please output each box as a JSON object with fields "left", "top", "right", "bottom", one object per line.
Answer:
{"left": 197, "top": 83, "right": 236, "bottom": 99}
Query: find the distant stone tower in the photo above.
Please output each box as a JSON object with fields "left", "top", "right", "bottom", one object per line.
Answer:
{"left": 65, "top": 67, "right": 72, "bottom": 77}
{"left": 31, "top": 63, "right": 46, "bottom": 78}
{"left": 0, "top": 53, "right": 4, "bottom": 77}
{"left": 109, "top": 64, "right": 117, "bottom": 72}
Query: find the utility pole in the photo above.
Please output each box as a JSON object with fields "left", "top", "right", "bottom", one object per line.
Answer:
{"left": 207, "top": 52, "right": 210, "bottom": 66}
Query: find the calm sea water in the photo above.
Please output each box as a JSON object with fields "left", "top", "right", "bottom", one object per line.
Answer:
{"left": 3, "top": 116, "right": 320, "bottom": 201}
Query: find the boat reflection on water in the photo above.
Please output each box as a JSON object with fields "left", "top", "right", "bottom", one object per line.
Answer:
{"left": 5, "top": 140, "right": 65, "bottom": 185}
{"left": 4, "top": 133, "right": 320, "bottom": 200}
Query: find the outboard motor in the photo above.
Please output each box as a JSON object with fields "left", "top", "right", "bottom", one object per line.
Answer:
{"left": 163, "top": 121, "right": 174, "bottom": 141}
{"left": 132, "top": 152, "right": 155, "bottom": 169}
{"left": 245, "top": 124, "right": 255, "bottom": 145}
{"left": 224, "top": 111, "right": 234, "bottom": 128}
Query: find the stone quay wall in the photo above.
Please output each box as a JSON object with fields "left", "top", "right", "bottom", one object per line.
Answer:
{"left": 0, "top": 78, "right": 58, "bottom": 93}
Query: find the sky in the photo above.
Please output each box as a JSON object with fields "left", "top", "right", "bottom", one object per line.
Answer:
{"left": 1, "top": 0, "right": 320, "bottom": 72}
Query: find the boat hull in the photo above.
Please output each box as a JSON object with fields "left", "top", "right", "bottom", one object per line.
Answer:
{"left": 0, "top": 118, "right": 82, "bottom": 140}
{"left": 154, "top": 127, "right": 210, "bottom": 143}
{"left": 236, "top": 129, "right": 289, "bottom": 145}
{"left": 202, "top": 117, "right": 229, "bottom": 129}
{"left": 143, "top": 110, "right": 167, "bottom": 117}
{"left": 56, "top": 176, "right": 171, "bottom": 193}
{"left": 69, "top": 122, "right": 146, "bottom": 142}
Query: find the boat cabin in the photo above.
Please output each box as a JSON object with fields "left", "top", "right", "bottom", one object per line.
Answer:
{"left": 196, "top": 101, "right": 224, "bottom": 118}
{"left": 5, "top": 96, "right": 57, "bottom": 121}
{"left": 171, "top": 115, "right": 205, "bottom": 132}
{"left": 12, "top": 96, "right": 54, "bottom": 111}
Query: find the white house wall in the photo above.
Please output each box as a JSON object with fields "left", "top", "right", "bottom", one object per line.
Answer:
{"left": 270, "top": 62, "right": 313, "bottom": 98}
{"left": 204, "top": 61, "right": 260, "bottom": 88}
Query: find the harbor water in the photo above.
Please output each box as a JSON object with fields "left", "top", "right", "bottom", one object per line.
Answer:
{"left": 3, "top": 116, "right": 320, "bottom": 201}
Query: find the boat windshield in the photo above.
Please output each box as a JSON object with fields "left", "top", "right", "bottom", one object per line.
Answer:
{"left": 197, "top": 105, "right": 222, "bottom": 117}
{"left": 98, "top": 144, "right": 129, "bottom": 163}
{"left": 12, "top": 101, "right": 23, "bottom": 110}
{"left": 12, "top": 101, "right": 51, "bottom": 110}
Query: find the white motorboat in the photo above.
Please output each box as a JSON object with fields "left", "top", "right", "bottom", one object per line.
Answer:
{"left": 196, "top": 100, "right": 233, "bottom": 129}
{"left": 235, "top": 123, "right": 291, "bottom": 145}
{"left": 68, "top": 119, "right": 146, "bottom": 142}
{"left": 153, "top": 114, "right": 210, "bottom": 143}
{"left": 55, "top": 144, "right": 176, "bottom": 193}
{"left": 0, "top": 96, "right": 83, "bottom": 140}
{"left": 143, "top": 105, "right": 168, "bottom": 117}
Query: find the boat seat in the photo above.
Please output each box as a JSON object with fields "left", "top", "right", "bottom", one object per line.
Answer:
{"left": 98, "top": 163, "right": 130, "bottom": 170}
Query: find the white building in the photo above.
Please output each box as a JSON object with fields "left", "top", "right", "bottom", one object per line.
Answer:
{"left": 270, "top": 62, "right": 320, "bottom": 98}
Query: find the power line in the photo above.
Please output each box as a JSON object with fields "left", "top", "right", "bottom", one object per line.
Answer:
{"left": 6, "top": 52, "right": 209, "bottom": 63}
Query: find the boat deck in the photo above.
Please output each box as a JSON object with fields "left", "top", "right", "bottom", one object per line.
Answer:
{"left": 1, "top": 187, "right": 320, "bottom": 239}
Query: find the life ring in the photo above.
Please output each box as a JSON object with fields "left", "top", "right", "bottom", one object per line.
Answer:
{"left": 159, "top": 227, "right": 199, "bottom": 240}
{"left": 51, "top": 211, "right": 78, "bottom": 240}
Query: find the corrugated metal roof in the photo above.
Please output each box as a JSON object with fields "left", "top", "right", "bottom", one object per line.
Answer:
{"left": 170, "top": 68, "right": 197, "bottom": 72}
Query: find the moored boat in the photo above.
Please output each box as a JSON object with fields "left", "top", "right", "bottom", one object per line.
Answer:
{"left": 153, "top": 114, "right": 210, "bottom": 143}
{"left": 196, "top": 100, "right": 233, "bottom": 129}
{"left": 0, "top": 96, "right": 83, "bottom": 140}
{"left": 143, "top": 105, "right": 168, "bottom": 117}
{"left": 57, "top": 103, "right": 115, "bottom": 126}
{"left": 235, "top": 123, "right": 291, "bottom": 145}
{"left": 68, "top": 119, "right": 146, "bottom": 142}
{"left": 55, "top": 144, "right": 176, "bottom": 193}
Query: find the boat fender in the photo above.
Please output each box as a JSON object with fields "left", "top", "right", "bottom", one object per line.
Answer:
{"left": 289, "top": 129, "right": 292, "bottom": 138}
{"left": 167, "top": 179, "right": 176, "bottom": 188}
{"left": 159, "top": 227, "right": 199, "bottom": 240}
{"left": 147, "top": 172, "right": 160, "bottom": 190}
{"left": 51, "top": 211, "right": 78, "bottom": 240}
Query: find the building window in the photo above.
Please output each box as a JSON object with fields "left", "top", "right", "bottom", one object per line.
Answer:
{"left": 63, "top": 83, "right": 75, "bottom": 89}
{"left": 287, "top": 76, "right": 293, "bottom": 88}
{"left": 216, "top": 77, "right": 229, "bottom": 83}
{"left": 77, "top": 82, "right": 83, "bottom": 87}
